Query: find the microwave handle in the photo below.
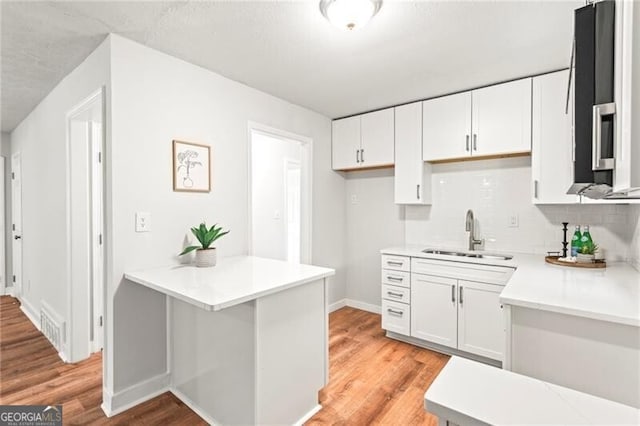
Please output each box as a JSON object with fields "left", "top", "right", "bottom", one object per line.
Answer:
{"left": 592, "top": 102, "right": 616, "bottom": 171}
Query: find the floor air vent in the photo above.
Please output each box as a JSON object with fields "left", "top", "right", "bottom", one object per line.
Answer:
{"left": 40, "top": 302, "right": 64, "bottom": 352}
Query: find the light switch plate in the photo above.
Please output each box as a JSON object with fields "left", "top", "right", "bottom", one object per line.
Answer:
{"left": 136, "top": 212, "right": 151, "bottom": 232}
{"left": 508, "top": 214, "right": 519, "bottom": 228}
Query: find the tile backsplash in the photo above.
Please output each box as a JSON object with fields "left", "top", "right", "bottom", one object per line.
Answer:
{"left": 405, "top": 157, "right": 637, "bottom": 262}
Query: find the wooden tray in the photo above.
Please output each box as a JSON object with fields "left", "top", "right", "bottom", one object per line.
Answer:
{"left": 545, "top": 256, "right": 606, "bottom": 269}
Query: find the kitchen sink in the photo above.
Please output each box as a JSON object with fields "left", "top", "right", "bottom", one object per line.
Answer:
{"left": 422, "top": 249, "right": 513, "bottom": 261}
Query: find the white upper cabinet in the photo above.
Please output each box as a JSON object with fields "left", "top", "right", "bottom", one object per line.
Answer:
{"left": 471, "top": 78, "right": 532, "bottom": 157}
{"left": 423, "top": 78, "right": 532, "bottom": 162}
{"left": 423, "top": 92, "right": 472, "bottom": 161}
{"left": 332, "top": 108, "right": 394, "bottom": 170}
{"left": 395, "top": 102, "right": 431, "bottom": 204}
{"left": 360, "top": 108, "right": 395, "bottom": 167}
{"left": 331, "top": 116, "right": 361, "bottom": 170}
{"left": 532, "top": 70, "right": 579, "bottom": 204}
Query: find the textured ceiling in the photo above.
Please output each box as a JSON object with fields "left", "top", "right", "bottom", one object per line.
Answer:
{"left": 1, "top": 0, "right": 581, "bottom": 132}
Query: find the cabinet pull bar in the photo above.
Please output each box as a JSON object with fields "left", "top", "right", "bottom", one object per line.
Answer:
{"left": 465, "top": 135, "right": 470, "bottom": 151}
{"left": 387, "top": 291, "right": 403, "bottom": 298}
{"left": 459, "top": 286, "right": 464, "bottom": 305}
{"left": 361, "top": 149, "right": 365, "bottom": 163}
{"left": 387, "top": 276, "right": 403, "bottom": 281}
{"left": 387, "top": 308, "right": 403, "bottom": 316}
{"left": 417, "top": 184, "right": 420, "bottom": 199}
{"left": 534, "top": 180, "right": 539, "bottom": 199}
{"left": 473, "top": 134, "right": 477, "bottom": 151}
{"left": 356, "top": 149, "right": 360, "bottom": 164}
{"left": 387, "top": 261, "right": 403, "bottom": 266}
{"left": 451, "top": 285, "right": 455, "bottom": 303}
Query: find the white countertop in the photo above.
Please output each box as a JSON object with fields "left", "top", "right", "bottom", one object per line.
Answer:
{"left": 124, "top": 256, "right": 335, "bottom": 311}
{"left": 381, "top": 246, "right": 640, "bottom": 327}
{"left": 425, "top": 356, "right": 640, "bottom": 425}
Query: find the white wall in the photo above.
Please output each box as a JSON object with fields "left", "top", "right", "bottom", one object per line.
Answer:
{"left": 9, "top": 38, "right": 111, "bottom": 357}
{"left": 107, "top": 35, "right": 345, "bottom": 399}
{"left": 1, "top": 132, "right": 11, "bottom": 292}
{"left": 345, "top": 169, "right": 405, "bottom": 308}
{"left": 251, "top": 132, "right": 302, "bottom": 261}
{"left": 345, "top": 157, "right": 637, "bottom": 308}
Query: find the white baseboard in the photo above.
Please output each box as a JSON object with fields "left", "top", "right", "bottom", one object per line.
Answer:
{"left": 101, "top": 372, "right": 170, "bottom": 417}
{"left": 328, "top": 299, "right": 346, "bottom": 313}
{"left": 345, "top": 299, "right": 381, "bottom": 314}
{"left": 19, "top": 297, "right": 40, "bottom": 330}
{"left": 328, "top": 298, "right": 381, "bottom": 315}
{"left": 170, "top": 386, "right": 221, "bottom": 425}
{"left": 294, "top": 404, "right": 322, "bottom": 426}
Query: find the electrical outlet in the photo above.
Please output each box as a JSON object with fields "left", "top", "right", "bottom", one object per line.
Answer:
{"left": 351, "top": 194, "right": 359, "bottom": 204}
{"left": 508, "top": 214, "right": 519, "bottom": 228}
{"left": 135, "top": 212, "right": 151, "bottom": 232}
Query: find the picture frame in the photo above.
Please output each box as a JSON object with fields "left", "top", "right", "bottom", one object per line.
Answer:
{"left": 172, "top": 140, "right": 211, "bottom": 192}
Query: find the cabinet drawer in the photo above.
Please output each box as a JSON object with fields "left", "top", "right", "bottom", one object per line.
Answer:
{"left": 381, "top": 255, "right": 410, "bottom": 272}
{"left": 381, "top": 270, "right": 410, "bottom": 288}
{"left": 382, "top": 300, "right": 410, "bottom": 336}
{"left": 411, "top": 257, "right": 513, "bottom": 285}
{"left": 382, "top": 284, "right": 410, "bottom": 304}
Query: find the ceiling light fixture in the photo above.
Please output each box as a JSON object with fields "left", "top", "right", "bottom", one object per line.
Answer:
{"left": 319, "top": 0, "right": 383, "bottom": 31}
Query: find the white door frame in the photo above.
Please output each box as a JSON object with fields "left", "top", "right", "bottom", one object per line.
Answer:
{"left": 0, "top": 157, "right": 5, "bottom": 295}
{"left": 247, "top": 122, "right": 313, "bottom": 264}
{"left": 11, "top": 152, "right": 22, "bottom": 298}
{"left": 283, "top": 158, "right": 301, "bottom": 263}
{"left": 66, "top": 87, "right": 105, "bottom": 362}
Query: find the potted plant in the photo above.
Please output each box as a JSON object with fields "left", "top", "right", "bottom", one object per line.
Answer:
{"left": 179, "top": 222, "right": 230, "bottom": 267}
{"left": 576, "top": 243, "right": 599, "bottom": 264}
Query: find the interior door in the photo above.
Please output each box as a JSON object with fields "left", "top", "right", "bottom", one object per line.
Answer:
{"left": 11, "top": 153, "right": 22, "bottom": 297}
{"left": 410, "top": 274, "right": 457, "bottom": 348}
{"left": 422, "top": 92, "right": 472, "bottom": 161}
{"left": 457, "top": 280, "right": 504, "bottom": 361}
{"left": 471, "top": 78, "right": 532, "bottom": 157}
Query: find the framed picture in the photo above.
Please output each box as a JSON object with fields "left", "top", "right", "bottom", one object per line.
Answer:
{"left": 172, "top": 140, "right": 211, "bottom": 192}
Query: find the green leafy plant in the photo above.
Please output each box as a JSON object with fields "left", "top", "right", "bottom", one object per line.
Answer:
{"left": 580, "top": 243, "right": 599, "bottom": 255}
{"left": 179, "top": 222, "right": 229, "bottom": 256}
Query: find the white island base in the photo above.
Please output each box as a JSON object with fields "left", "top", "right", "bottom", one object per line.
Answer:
{"left": 124, "top": 256, "right": 335, "bottom": 425}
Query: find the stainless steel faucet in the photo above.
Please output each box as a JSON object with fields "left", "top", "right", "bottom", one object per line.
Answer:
{"left": 465, "top": 209, "right": 483, "bottom": 251}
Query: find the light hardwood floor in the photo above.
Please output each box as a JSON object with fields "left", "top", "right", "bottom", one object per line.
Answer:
{"left": 0, "top": 296, "right": 449, "bottom": 424}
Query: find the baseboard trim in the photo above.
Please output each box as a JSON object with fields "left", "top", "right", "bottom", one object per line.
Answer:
{"left": 328, "top": 299, "right": 346, "bottom": 313}
{"left": 101, "top": 372, "right": 170, "bottom": 417}
{"left": 345, "top": 299, "right": 381, "bottom": 314}
{"left": 170, "top": 387, "right": 221, "bottom": 425}
{"left": 19, "top": 297, "right": 40, "bottom": 330}
{"left": 294, "top": 404, "right": 322, "bottom": 426}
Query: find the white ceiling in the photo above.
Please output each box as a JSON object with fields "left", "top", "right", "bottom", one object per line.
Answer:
{"left": 1, "top": 0, "right": 582, "bottom": 132}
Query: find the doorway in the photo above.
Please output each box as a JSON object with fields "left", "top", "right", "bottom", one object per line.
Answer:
{"left": 249, "top": 124, "right": 312, "bottom": 264}
{"left": 11, "top": 153, "right": 22, "bottom": 297}
{"left": 66, "top": 89, "right": 105, "bottom": 361}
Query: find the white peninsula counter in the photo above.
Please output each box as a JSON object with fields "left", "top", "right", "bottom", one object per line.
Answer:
{"left": 125, "top": 256, "right": 335, "bottom": 425}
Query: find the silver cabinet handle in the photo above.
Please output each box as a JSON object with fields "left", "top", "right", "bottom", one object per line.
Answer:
{"left": 387, "top": 261, "right": 403, "bottom": 266}
{"left": 387, "top": 308, "right": 403, "bottom": 316}
{"left": 356, "top": 149, "right": 360, "bottom": 164}
{"left": 459, "top": 286, "right": 464, "bottom": 305}
{"left": 534, "top": 180, "right": 539, "bottom": 199}
{"left": 473, "top": 134, "right": 477, "bottom": 151}
{"left": 465, "top": 135, "right": 470, "bottom": 151}
{"left": 387, "top": 276, "right": 403, "bottom": 282}
{"left": 451, "top": 285, "right": 455, "bottom": 303}
{"left": 416, "top": 184, "right": 420, "bottom": 199}
{"left": 387, "top": 291, "right": 403, "bottom": 298}
{"left": 360, "top": 148, "right": 364, "bottom": 163}
{"left": 592, "top": 103, "right": 616, "bottom": 171}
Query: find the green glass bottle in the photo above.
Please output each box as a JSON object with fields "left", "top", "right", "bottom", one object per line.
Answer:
{"left": 580, "top": 225, "right": 593, "bottom": 254}
{"left": 571, "top": 225, "right": 582, "bottom": 257}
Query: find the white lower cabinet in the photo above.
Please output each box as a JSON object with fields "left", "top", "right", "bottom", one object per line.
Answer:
{"left": 457, "top": 280, "right": 504, "bottom": 360}
{"left": 381, "top": 254, "right": 511, "bottom": 363}
{"left": 410, "top": 274, "right": 457, "bottom": 348}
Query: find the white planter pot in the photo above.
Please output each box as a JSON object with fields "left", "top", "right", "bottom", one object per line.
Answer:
{"left": 195, "top": 248, "right": 217, "bottom": 267}
{"left": 576, "top": 253, "right": 595, "bottom": 264}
